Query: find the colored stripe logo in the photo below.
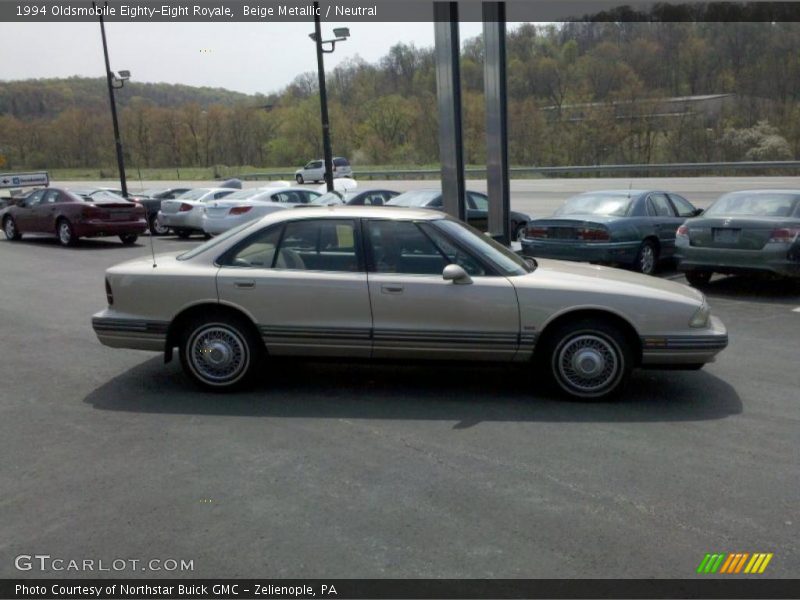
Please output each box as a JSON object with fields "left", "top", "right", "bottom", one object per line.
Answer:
{"left": 697, "top": 553, "right": 773, "bottom": 574}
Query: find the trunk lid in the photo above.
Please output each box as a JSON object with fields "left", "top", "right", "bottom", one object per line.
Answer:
{"left": 686, "top": 217, "right": 799, "bottom": 250}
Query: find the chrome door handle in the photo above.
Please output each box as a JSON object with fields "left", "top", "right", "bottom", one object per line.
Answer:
{"left": 381, "top": 284, "right": 404, "bottom": 294}
{"left": 234, "top": 280, "right": 255, "bottom": 289}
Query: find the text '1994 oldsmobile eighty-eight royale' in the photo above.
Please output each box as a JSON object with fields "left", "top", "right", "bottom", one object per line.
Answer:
{"left": 92, "top": 207, "right": 728, "bottom": 400}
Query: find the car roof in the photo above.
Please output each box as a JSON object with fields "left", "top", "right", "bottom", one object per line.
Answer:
{"left": 576, "top": 189, "right": 650, "bottom": 196}
{"left": 258, "top": 205, "right": 440, "bottom": 222}
{"left": 723, "top": 189, "right": 800, "bottom": 196}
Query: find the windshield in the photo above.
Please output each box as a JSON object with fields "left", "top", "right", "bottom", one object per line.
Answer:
{"left": 387, "top": 190, "right": 440, "bottom": 207}
{"left": 177, "top": 220, "right": 260, "bottom": 260}
{"left": 141, "top": 188, "right": 167, "bottom": 197}
{"left": 311, "top": 191, "right": 344, "bottom": 205}
{"left": 705, "top": 193, "right": 800, "bottom": 217}
{"left": 554, "top": 194, "right": 632, "bottom": 217}
{"left": 176, "top": 189, "right": 211, "bottom": 201}
{"left": 433, "top": 219, "right": 533, "bottom": 276}
{"left": 221, "top": 189, "right": 265, "bottom": 200}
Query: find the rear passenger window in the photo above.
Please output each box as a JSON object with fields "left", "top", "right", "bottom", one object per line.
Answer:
{"left": 277, "top": 219, "right": 358, "bottom": 272}
{"left": 669, "top": 194, "right": 697, "bottom": 218}
{"left": 648, "top": 194, "right": 675, "bottom": 217}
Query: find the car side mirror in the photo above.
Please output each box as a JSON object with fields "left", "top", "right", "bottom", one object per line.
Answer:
{"left": 443, "top": 264, "right": 472, "bottom": 285}
{"left": 692, "top": 208, "right": 704, "bottom": 216}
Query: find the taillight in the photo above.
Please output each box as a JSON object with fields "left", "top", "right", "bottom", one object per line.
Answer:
{"left": 676, "top": 225, "right": 689, "bottom": 238}
{"left": 229, "top": 206, "right": 253, "bottom": 215}
{"left": 527, "top": 226, "right": 548, "bottom": 238}
{"left": 576, "top": 227, "right": 610, "bottom": 242}
{"left": 768, "top": 228, "right": 800, "bottom": 244}
{"left": 105, "top": 278, "right": 113, "bottom": 305}
{"left": 178, "top": 203, "right": 193, "bottom": 212}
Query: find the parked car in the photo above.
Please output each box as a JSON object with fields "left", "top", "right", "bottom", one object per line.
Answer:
{"left": 92, "top": 206, "right": 727, "bottom": 400}
{"left": 521, "top": 190, "right": 701, "bottom": 275}
{"left": 1, "top": 187, "right": 146, "bottom": 246}
{"left": 676, "top": 190, "right": 800, "bottom": 286}
{"left": 202, "top": 187, "right": 321, "bottom": 235}
{"left": 73, "top": 187, "right": 191, "bottom": 236}
{"left": 158, "top": 188, "right": 236, "bottom": 238}
{"left": 295, "top": 157, "right": 353, "bottom": 184}
{"left": 306, "top": 189, "right": 400, "bottom": 206}
{"left": 386, "top": 189, "right": 531, "bottom": 241}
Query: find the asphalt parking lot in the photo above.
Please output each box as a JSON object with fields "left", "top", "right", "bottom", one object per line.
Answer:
{"left": 1, "top": 178, "right": 799, "bottom": 579}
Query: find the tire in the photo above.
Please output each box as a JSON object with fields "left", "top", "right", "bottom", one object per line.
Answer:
{"left": 634, "top": 239, "right": 658, "bottom": 275}
{"left": 685, "top": 270, "right": 712, "bottom": 288}
{"left": 175, "top": 229, "right": 192, "bottom": 239}
{"left": 295, "top": 174, "right": 304, "bottom": 184}
{"left": 3, "top": 216, "right": 21, "bottom": 241}
{"left": 149, "top": 214, "right": 169, "bottom": 236}
{"left": 119, "top": 233, "right": 138, "bottom": 245}
{"left": 56, "top": 219, "right": 77, "bottom": 247}
{"left": 513, "top": 222, "right": 526, "bottom": 243}
{"left": 542, "top": 318, "right": 632, "bottom": 400}
{"left": 179, "top": 314, "right": 263, "bottom": 390}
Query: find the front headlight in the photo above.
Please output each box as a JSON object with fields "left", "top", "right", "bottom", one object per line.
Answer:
{"left": 689, "top": 300, "right": 711, "bottom": 328}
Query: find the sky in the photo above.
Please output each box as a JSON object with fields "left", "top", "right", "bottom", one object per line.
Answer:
{"left": 0, "top": 21, "right": 487, "bottom": 95}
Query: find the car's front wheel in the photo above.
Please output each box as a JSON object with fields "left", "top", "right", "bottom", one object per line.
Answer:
{"left": 685, "top": 270, "right": 712, "bottom": 287}
{"left": 543, "top": 319, "right": 632, "bottom": 400}
{"left": 3, "top": 216, "right": 21, "bottom": 240}
{"left": 179, "top": 315, "right": 263, "bottom": 390}
{"left": 149, "top": 214, "right": 169, "bottom": 235}
{"left": 56, "top": 219, "right": 77, "bottom": 246}
{"left": 295, "top": 174, "right": 304, "bottom": 184}
{"left": 119, "top": 233, "right": 138, "bottom": 245}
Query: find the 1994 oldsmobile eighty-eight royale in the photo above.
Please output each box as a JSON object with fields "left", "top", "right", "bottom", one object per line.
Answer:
{"left": 92, "top": 207, "right": 728, "bottom": 399}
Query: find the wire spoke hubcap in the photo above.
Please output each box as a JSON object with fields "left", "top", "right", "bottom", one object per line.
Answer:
{"left": 59, "top": 223, "right": 71, "bottom": 244}
{"left": 189, "top": 326, "right": 247, "bottom": 383}
{"left": 557, "top": 334, "right": 620, "bottom": 393}
{"left": 640, "top": 246, "right": 655, "bottom": 273}
{"left": 4, "top": 220, "right": 15, "bottom": 237}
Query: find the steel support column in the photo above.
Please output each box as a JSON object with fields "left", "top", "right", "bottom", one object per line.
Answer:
{"left": 434, "top": 2, "right": 465, "bottom": 221}
{"left": 483, "top": 1, "right": 510, "bottom": 244}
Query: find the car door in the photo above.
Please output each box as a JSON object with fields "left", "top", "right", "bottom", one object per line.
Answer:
{"left": 14, "top": 189, "right": 45, "bottom": 231}
{"left": 31, "top": 189, "right": 61, "bottom": 231}
{"left": 216, "top": 217, "right": 372, "bottom": 357}
{"left": 364, "top": 218, "right": 520, "bottom": 361}
{"left": 646, "top": 192, "right": 684, "bottom": 258}
{"left": 466, "top": 192, "right": 489, "bottom": 231}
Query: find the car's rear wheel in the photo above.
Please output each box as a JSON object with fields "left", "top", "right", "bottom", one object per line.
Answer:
{"left": 179, "top": 315, "right": 263, "bottom": 390}
{"left": 685, "top": 270, "right": 712, "bottom": 288}
{"left": 119, "top": 233, "right": 138, "bottom": 245}
{"left": 56, "top": 219, "right": 77, "bottom": 246}
{"left": 543, "top": 319, "right": 632, "bottom": 400}
{"left": 295, "top": 174, "right": 304, "bottom": 184}
{"left": 3, "top": 216, "right": 21, "bottom": 240}
{"left": 175, "top": 228, "right": 192, "bottom": 239}
{"left": 634, "top": 240, "right": 658, "bottom": 275}
{"left": 149, "top": 214, "right": 169, "bottom": 235}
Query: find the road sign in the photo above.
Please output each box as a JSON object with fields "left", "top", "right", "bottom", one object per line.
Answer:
{"left": 0, "top": 171, "right": 49, "bottom": 189}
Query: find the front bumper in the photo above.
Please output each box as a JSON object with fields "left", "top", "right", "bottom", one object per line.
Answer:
{"left": 676, "top": 244, "right": 800, "bottom": 278}
{"left": 92, "top": 310, "right": 169, "bottom": 352}
{"left": 158, "top": 210, "right": 203, "bottom": 231}
{"left": 640, "top": 315, "right": 728, "bottom": 366}
{"left": 521, "top": 239, "right": 640, "bottom": 265}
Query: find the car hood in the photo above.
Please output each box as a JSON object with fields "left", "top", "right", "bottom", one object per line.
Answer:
{"left": 514, "top": 258, "right": 704, "bottom": 305}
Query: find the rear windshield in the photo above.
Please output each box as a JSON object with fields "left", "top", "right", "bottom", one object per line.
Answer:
{"left": 334, "top": 158, "right": 350, "bottom": 166}
{"left": 554, "top": 194, "right": 632, "bottom": 217}
{"left": 705, "top": 193, "right": 800, "bottom": 217}
{"left": 388, "top": 190, "right": 440, "bottom": 207}
{"left": 222, "top": 189, "right": 265, "bottom": 200}
{"left": 177, "top": 189, "right": 211, "bottom": 200}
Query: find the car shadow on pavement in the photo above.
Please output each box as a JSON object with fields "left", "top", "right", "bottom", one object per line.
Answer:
{"left": 84, "top": 357, "right": 742, "bottom": 427}
{"left": 5, "top": 236, "right": 139, "bottom": 250}
{"left": 701, "top": 275, "right": 800, "bottom": 304}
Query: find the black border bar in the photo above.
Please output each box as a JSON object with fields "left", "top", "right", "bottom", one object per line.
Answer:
{"left": 4, "top": 579, "right": 800, "bottom": 599}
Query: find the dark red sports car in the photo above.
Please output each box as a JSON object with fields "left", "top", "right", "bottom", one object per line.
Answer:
{"left": 0, "top": 187, "right": 146, "bottom": 246}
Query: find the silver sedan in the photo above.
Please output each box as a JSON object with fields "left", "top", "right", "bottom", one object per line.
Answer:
{"left": 202, "top": 187, "right": 321, "bottom": 235}
{"left": 92, "top": 207, "right": 727, "bottom": 400}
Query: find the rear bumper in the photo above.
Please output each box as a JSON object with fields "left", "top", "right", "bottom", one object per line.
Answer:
{"left": 92, "top": 310, "right": 168, "bottom": 352}
{"left": 676, "top": 244, "right": 800, "bottom": 278}
{"left": 521, "top": 239, "right": 640, "bottom": 264}
{"left": 73, "top": 219, "right": 147, "bottom": 237}
{"left": 640, "top": 315, "right": 728, "bottom": 366}
{"left": 202, "top": 215, "right": 246, "bottom": 235}
{"left": 159, "top": 210, "right": 202, "bottom": 231}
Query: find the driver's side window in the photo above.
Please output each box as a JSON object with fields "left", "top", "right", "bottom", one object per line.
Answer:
{"left": 25, "top": 190, "right": 45, "bottom": 207}
{"left": 219, "top": 225, "right": 282, "bottom": 268}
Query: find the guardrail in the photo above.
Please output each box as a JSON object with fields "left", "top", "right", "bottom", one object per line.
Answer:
{"left": 237, "top": 160, "right": 800, "bottom": 182}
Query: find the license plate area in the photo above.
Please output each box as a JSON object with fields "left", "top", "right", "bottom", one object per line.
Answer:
{"left": 713, "top": 228, "right": 740, "bottom": 243}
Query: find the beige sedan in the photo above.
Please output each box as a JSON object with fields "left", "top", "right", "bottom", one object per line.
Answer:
{"left": 92, "top": 207, "right": 727, "bottom": 399}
